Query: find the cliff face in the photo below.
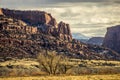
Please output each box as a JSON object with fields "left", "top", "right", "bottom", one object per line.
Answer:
{"left": 2, "top": 8, "right": 72, "bottom": 41}
{"left": 2, "top": 8, "right": 56, "bottom": 26}
{"left": 103, "top": 25, "right": 120, "bottom": 54}
{"left": 0, "top": 15, "right": 37, "bottom": 34}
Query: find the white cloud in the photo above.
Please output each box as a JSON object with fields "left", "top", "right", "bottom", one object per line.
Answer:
{"left": 39, "top": 3, "right": 120, "bottom": 37}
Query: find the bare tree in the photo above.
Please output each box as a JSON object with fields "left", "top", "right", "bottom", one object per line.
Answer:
{"left": 37, "top": 51, "right": 72, "bottom": 75}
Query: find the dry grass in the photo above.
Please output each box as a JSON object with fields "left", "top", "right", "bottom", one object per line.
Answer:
{"left": 0, "top": 58, "right": 39, "bottom": 66}
{"left": 0, "top": 58, "right": 120, "bottom": 76}
{"left": 1, "top": 58, "right": 120, "bottom": 68}
{"left": 70, "top": 59, "right": 120, "bottom": 67}
{"left": 0, "top": 74, "right": 120, "bottom": 80}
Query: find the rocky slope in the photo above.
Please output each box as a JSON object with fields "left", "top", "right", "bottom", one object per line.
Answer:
{"left": 0, "top": 9, "right": 120, "bottom": 60}
{"left": 103, "top": 25, "right": 120, "bottom": 54}
{"left": 87, "top": 37, "right": 104, "bottom": 46}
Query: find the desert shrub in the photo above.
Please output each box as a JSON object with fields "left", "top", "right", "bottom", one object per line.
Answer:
{"left": 67, "top": 66, "right": 120, "bottom": 75}
{"left": 37, "top": 51, "right": 72, "bottom": 75}
{"left": 0, "top": 64, "right": 45, "bottom": 77}
{"left": 6, "top": 63, "right": 14, "bottom": 69}
{"left": 79, "top": 64, "right": 87, "bottom": 67}
{"left": 69, "top": 67, "right": 91, "bottom": 75}
{"left": 4, "top": 57, "right": 13, "bottom": 61}
{"left": 102, "top": 62, "right": 116, "bottom": 66}
{"left": 0, "top": 58, "right": 5, "bottom": 62}
{"left": 0, "top": 67, "right": 10, "bottom": 76}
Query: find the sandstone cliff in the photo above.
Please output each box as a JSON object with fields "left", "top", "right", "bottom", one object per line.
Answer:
{"left": 103, "top": 25, "right": 120, "bottom": 54}
{"left": 2, "top": 8, "right": 72, "bottom": 41}
{"left": 0, "top": 15, "right": 37, "bottom": 34}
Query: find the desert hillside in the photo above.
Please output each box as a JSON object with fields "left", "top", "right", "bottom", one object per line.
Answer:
{"left": 0, "top": 8, "right": 120, "bottom": 60}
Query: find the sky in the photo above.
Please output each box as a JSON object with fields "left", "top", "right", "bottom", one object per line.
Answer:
{"left": 0, "top": 0, "right": 120, "bottom": 37}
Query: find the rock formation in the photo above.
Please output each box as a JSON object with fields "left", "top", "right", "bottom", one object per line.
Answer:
{"left": 0, "top": 16, "right": 37, "bottom": 34}
{"left": 58, "top": 21, "right": 72, "bottom": 41}
{"left": 0, "top": 8, "right": 120, "bottom": 60}
{"left": 2, "top": 8, "right": 72, "bottom": 41}
{"left": 2, "top": 8, "right": 56, "bottom": 26}
{"left": 103, "top": 25, "right": 120, "bottom": 54}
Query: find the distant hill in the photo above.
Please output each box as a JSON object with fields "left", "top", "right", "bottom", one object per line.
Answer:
{"left": 87, "top": 37, "right": 104, "bottom": 46}
{"left": 72, "top": 33, "right": 89, "bottom": 40}
{"left": 72, "top": 33, "right": 89, "bottom": 43}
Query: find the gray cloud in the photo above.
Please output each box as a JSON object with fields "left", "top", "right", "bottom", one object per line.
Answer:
{"left": 60, "top": 9, "right": 80, "bottom": 17}
{"left": 0, "top": 0, "right": 119, "bottom": 9}
{"left": 41, "top": 0, "right": 106, "bottom": 4}
{"left": 42, "top": 0, "right": 120, "bottom": 4}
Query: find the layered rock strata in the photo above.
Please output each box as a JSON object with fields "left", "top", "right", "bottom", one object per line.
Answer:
{"left": 2, "top": 8, "right": 72, "bottom": 41}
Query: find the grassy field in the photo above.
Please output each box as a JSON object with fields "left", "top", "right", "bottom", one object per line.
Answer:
{"left": 1, "top": 58, "right": 120, "bottom": 67}
{"left": 0, "top": 74, "right": 120, "bottom": 80}
{"left": 0, "top": 58, "right": 120, "bottom": 78}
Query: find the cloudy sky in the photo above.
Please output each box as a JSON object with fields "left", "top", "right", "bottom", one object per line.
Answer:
{"left": 0, "top": 0, "right": 120, "bottom": 37}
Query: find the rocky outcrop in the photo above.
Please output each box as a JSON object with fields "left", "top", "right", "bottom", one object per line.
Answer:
{"left": 2, "top": 8, "right": 72, "bottom": 41}
{"left": 58, "top": 21, "right": 72, "bottom": 41}
{"left": 0, "top": 15, "right": 37, "bottom": 34}
{"left": 103, "top": 25, "right": 120, "bottom": 54}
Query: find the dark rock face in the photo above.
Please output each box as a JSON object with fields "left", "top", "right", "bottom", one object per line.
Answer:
{"left": 87, "top": 37, "right": 104, "bottom": 46}
{"left": 103, "top": 25, "right": 120, "bottom": 54}
{"left": 2, "top": 8, "right": 72, "bottom": 41}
